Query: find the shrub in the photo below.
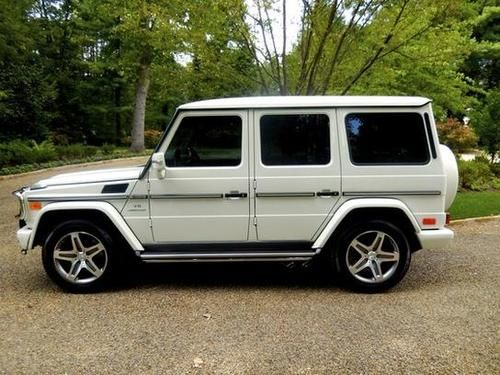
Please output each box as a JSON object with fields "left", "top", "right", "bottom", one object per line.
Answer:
{"left": 490, "top": 163, "right": 500, "bottom": 178}
{"left": 473, "top": 155, "right": 490, "bottom": 165}
{"left": 144, "top": 129, "right": 162, "bottom": 149}
{"left": 0, "top": 140, "right": 60, "bottom": 167}
{"left": 437, "top": 118, "right": 478, "bottom": 154}
{"left": 0, "top": 141, "right": 29, "bottom": 166}
{"left": 470, "top": 89, "right": 500, "bottom": 162}
{"left": 55, "top": 144, "right": 98, "bottom": 160}
{"left": 0, "top": 141, "right": 43, "bottom": 167}
{"left": 100, "top": 143, "right": 115, "bottom": 155}
{"left": 0, "top": 140, "right": 150, "bottom": 175}
{"left": 458, "top": 158, "right": 495, "bottom": 191}
{"left": 30, "top": 140, "right": 57, "bottom": 163}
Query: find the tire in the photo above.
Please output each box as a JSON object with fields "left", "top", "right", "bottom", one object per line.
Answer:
{"left": 331, "top": 220, "right": 411, "bottom": 293}
{"left": 42, "top": 220, "right": 116, "bottom": 293}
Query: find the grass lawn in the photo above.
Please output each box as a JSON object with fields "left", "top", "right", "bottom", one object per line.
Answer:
{"left": 449, "top": 191, "right": 500, "bottom": 220}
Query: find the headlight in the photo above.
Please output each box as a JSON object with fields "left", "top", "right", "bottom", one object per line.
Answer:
{"left": 12, "top": 187, "right": 27, "bottom": 220}
{"left": 12, "top": 187, "right": 26, "bottom": 219}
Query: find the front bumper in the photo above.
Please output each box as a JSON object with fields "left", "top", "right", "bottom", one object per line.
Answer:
{"left": 17, "top": 226, "right": 33, "bottom": 251}
{"left": 417, "top": 227, "right": 454, "bottom": 250}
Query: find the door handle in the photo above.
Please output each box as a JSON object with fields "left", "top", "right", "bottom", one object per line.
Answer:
{"left": 224, "top": 192, "right": 248, "bottom": 199}
{"left": 316, "top": 191, "right": 339, "bottom": 197}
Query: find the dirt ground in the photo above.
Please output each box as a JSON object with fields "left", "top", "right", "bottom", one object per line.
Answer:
{"left": 1, "top": 159, "right": 498, "bottom": 374}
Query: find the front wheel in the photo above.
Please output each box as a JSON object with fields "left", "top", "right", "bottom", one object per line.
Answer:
{"left": 332, "top": 221, "right": 411, "bottom": 293}
{"left": 42, "top": 220, "right": 115, "bottom": 293}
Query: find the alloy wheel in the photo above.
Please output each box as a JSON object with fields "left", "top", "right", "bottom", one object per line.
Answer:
{"left": 53, "top": 231, "right": 108, "bottom": 284}
{"left": 345, "top": 230, "right": 400, "bottom": 284}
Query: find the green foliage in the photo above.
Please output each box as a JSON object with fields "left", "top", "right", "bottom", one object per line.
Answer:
{"left": 458, "top": 157, "right": 500, "bottom": 191}
{"left": 0, "top": 141, "right": 103, "bottom": 168}
{"left": 0, "top": 0, "right": 255, "bottom": 148}
{"left": 0, "top": 150, "right": 150, "bottom": 176}
{"left": 55, "top": 144, "right": 98, "bottom": 160}
{"left": 0, "top": 140, "right": 57, "bottom": 166}
{"left": 462, "top": 3, "right": 499, "bottom": 91}
{"left": 470, "top": 90, "right": 500, "bottom": 161}
{"left": 30, "top": 140, "right": 58, "bottom": 163}
{"left": 0, "top": 0, "right": 33, "bottom": 62}
{"left": 0, "top": 140, "right": 151, "bottom": 174}
{"left": 349, "top": 0, "right": 476, "bottom": 117}
{"left": 0, "top": 141, "right": 33, "bottom": 166}
{"left": 0, "top": 0, "right": 55, "bottom": 142}
{"left": 490, "top": 163, "right": 500, "bottom": 178}
{"left": 462, "top": 3, "right": 499, "bottom": 161}
{"left": 0, "top": 0, "right": 496, "bottom": 151}
{"left": 246, "top": 0, "right": 476, "bottom": 111}
{"left": 436, "top": 118, "right": 478, "bottom": 153}
{"left": 100, "top": 143, "right": 115, "bottom": 155}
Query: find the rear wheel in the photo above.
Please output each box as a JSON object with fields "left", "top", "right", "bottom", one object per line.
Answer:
{"left": 42, "top": 220, "right": 115, "bottom": 293}
{"left": 332, "top": 220, "right": 411, "bottom": 292}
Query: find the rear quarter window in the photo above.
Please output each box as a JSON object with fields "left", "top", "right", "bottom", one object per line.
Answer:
{"left": 345, "top": 112, "right": 430, "bottom": 165}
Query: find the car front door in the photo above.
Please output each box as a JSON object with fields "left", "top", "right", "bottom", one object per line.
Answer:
{"left": 252, "top": 109, "right": 341, "bottom": 241}
{"left": 148, "top": 111, "right": 250, "bottom": 242}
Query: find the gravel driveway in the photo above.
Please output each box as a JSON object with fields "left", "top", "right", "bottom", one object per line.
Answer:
{"left": 0, "top": 159, "right": 498, "bottom": 374}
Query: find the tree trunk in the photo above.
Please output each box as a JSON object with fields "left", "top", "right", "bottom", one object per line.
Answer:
{"left": 129, "top": 63, "right": 150, "bottom": 152}
{"left": 114, "top": 84, "right": 122, "bottom": 145}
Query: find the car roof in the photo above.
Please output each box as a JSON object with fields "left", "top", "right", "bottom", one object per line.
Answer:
{"left": 178, "top": 96, "right": 431, "bottom": 110}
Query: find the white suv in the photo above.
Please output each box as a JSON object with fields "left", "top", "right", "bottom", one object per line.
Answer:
{"left": 13, "top": 96, "right": 458, "bottom": 293}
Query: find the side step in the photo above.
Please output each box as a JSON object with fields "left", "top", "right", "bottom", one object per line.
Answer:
{"left": 138, "top": 250, "right": 318, "bottom": 263}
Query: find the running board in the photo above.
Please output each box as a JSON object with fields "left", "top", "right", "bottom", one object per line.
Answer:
{"left": 138, "top": 250, "right": 318, "bottom": 263}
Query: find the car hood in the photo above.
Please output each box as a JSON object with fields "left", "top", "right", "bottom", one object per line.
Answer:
{"left": 32, "top": 166, "right": 144, "bottom": 188}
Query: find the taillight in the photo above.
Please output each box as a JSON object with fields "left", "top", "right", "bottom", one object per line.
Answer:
{"left": 422, "top": 217, "right": 437, "bottom": 225}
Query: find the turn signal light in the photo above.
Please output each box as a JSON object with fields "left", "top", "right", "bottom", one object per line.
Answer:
{"left": 29, "top": 201, "right": 42, "bottom": 211}
{"left": 422, "top": 217, "right": 436, "bottom": 225}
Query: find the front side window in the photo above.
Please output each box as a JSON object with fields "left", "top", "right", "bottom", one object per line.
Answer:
{"left": 166, "top": 115, "right": 242, "bottom": 167}
{"left": 345, "top": 112, "right": 429, "bottom": 165}
{"left": 260, "top": 114, "right": 330, "bottom": 166}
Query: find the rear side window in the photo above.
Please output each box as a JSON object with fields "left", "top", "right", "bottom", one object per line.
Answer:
{"left": 260, "top": 114, "right": 330, "bottom": 166}
{"left": 166, "top": 115, "right": 242, "bottom": 167}
{"left": 345, "top": 113, "right": 429, "bottom": 165}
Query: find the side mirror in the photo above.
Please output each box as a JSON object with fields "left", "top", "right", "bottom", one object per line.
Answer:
{"left": 151, "top": 152, "right": 167, "bottom": 179}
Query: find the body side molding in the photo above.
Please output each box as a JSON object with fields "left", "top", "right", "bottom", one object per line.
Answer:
{"left": 29, "top": 201, "right": 144, "bottom": 251}
{"left": 312, "top": 198, "right": 421, "bottom": 249}
{"left": 342, "top": 191, "right": 441, "bottom": 197}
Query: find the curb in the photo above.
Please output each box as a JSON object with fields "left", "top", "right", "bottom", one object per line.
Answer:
{"left": 0, "top": 156, "right": 148, "bottom": 181}
{"left": 450, "top": 215, "right": 500, "bottom": 224}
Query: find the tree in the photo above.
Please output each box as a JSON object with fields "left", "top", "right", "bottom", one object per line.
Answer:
{"left": 94, "top": 0, "right": 182, "bottom": 152}
{"left": 242, "top": 0, "right": 473, "bottom": 99}
{"left": 461, "top": 2, "right": 499, "bottom": 161}
{"left": 30, "top": 0, "right": 94, "bottom": 143}
{"left": 350, "top": 0, "right": 476, "bottom": 118}
{"left": 462, "top": 2, "right": 499, "bottom": 91}
{"left": 471, "top": 90, "right": 500, "bottom": 162}
{"left": 181, "top": 0, "right": 258, "bottom": 100}
{"left": 100, "top": 0, "right": 255, "bottom": 151}
{"left": 0, "top": 0, "right": 56, "bottom": 142}
{"left": 145, "top": 0, "right": 258, "bottom": 131}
